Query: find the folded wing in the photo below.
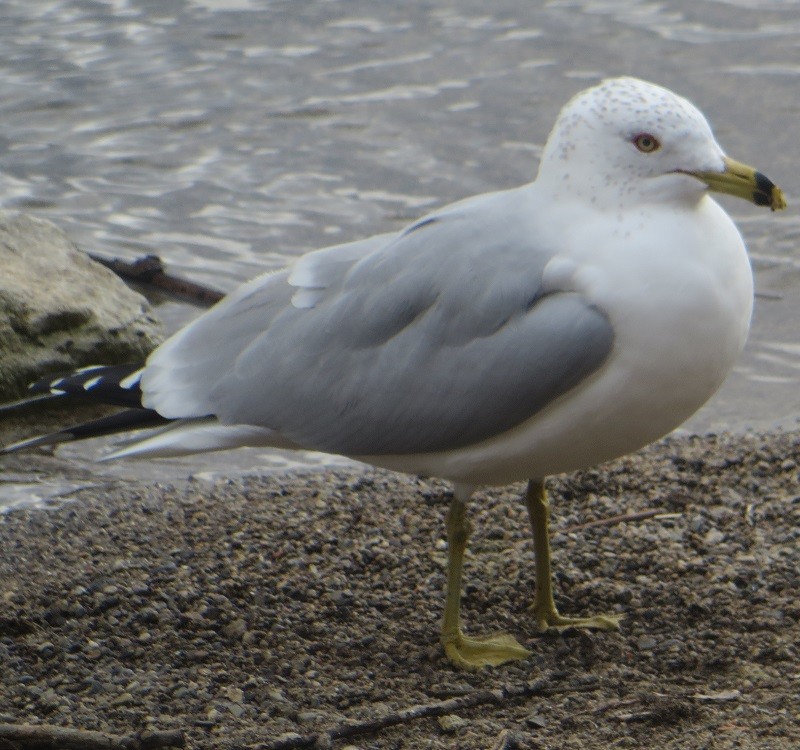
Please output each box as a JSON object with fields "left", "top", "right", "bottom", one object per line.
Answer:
{"left": 141, "top": 187, "right": 614, "bottom": 457}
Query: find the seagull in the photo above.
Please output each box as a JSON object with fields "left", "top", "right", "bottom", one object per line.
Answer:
{"left": 1, "top": 77, "right": 786, "bottom": 670}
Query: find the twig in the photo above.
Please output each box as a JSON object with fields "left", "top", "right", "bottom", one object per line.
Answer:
{"left": 254, "top": 675, "right": 598, "bottom": 750}
{"left": 615, "top": 711, "right": 656, "bottom": 723}
{"left": 88, "top": 252, "right": 225, "bottom": 307}
{"left": 0, "top": 724, "right": 184, "bottom": 750}
{"left": 560, "top": 508, "right": 670, "bottom": 534}
{"left": 589, "top": 698, "right": 639, "bottom": 715}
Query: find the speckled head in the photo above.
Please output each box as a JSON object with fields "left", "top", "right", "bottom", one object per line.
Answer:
{"left": 536, "top": 77, "right": 726, "bottom": 208}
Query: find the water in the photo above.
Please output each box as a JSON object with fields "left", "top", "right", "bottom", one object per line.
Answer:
{"left": 1, "top": 0, "right": 799, "bottom": 508}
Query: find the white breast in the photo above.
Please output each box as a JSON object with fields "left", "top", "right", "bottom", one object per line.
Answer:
{"left": 371, "top": 196, "right": 753, "bottom": 486}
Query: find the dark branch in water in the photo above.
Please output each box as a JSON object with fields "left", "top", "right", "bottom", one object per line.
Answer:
{"left": 88, "top": 253, "right": 225, "bottom": 307}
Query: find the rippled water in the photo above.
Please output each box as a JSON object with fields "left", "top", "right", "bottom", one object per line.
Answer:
{"left": 1, "top": 0, "right": 799, "bottom": 505}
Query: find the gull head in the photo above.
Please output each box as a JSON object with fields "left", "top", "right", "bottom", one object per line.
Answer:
{"left": 537, "top": 76, "right": 785, "bottom": 212}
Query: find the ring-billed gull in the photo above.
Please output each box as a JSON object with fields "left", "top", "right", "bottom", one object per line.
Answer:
{"left": 1, "top": 77, "right": 786, "bottom": 670}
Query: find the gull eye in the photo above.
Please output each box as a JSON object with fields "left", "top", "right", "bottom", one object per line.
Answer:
{"left": 633, "top": 133, "right": 661, "bottom": 153}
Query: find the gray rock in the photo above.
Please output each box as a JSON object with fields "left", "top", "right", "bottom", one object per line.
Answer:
{"left": 0, "top": 211, "right": 162, "bottom": 398}
{"left": 437, "top": 714, "right": 468, "bottom": 733}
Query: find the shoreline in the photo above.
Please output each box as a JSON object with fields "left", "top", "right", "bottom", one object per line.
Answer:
{"left": 0, "top": 430, "right": 798, "bottom": 749}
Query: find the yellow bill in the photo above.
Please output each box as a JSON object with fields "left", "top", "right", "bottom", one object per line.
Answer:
{"left": 693, "top": 156, "right": 786, "bottom": 211}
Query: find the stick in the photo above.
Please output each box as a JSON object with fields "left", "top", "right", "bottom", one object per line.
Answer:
{"left": 254, "top": 675, "right": 597, "bottom": 750}
{"left": 88, "top": 252, "right": 225, "bottom": 307}
{"left": 559, "top": 508, "right": 669, "bottom": 534}
{"left": 0, "top": 724, "right": 184, "bottom": 750}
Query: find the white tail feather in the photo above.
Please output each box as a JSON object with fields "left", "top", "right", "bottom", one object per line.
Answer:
{"left": 102, "top": 419, "right": 295, "bottom": 460}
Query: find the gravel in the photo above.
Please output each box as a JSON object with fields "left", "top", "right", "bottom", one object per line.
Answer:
{"left": 0, "top": 430, "right": 798, "bottom": 749}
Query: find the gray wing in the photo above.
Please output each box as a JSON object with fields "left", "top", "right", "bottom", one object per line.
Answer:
{"left": 142, "top": 187, "right": 613, "bottom": 455}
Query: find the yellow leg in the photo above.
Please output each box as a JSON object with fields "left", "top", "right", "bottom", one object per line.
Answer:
{"left": 525, "top": 479, "right": 622, "bottom": 632}
{"left": 440, "top": 489, "right": 531, "bottom": 670}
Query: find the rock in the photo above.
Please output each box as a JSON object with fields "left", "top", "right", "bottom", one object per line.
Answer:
{"left": 525, "top": 713, "right": 548, "bottom": 728}
{"left": 223, "top": 686, "right": 244, "bottom": 703}
{"left": 0, "top": 211, "right": 162, "bottom": 399}
{"left": 637, "top": 635, "right": 657, "bottom": 650}
{"left": 222, "top": 618, "right": 248, "bottom": 639}
{"left": 703, "top": 528, "right": 725, "bottom": 546}
{"left": 35, "top": 641, "right": 56, "bottom": 658}
{"left": 110, "top": 691, "right": 135, "bottom": 706}
{"left": 438, "top": 714, "right": 468, "bottom": 733}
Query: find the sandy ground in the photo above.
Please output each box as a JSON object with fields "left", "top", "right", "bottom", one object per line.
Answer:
{"left": 0, "top": 429, "right": 798, "bottom": 749}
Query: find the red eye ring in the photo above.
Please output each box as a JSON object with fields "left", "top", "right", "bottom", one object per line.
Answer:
{"left": 633, "top": 133, "right": 661, "bottom": 153}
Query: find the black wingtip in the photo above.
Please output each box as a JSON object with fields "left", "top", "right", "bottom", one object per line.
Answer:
{"left": 24, "top": 364, "right": 145, "bottom": 409}
{"left": 0, "top": 392, "right": 68, "bottom": 414}
{"left": 0, "top": 408, "right": 169, "bottom": 455}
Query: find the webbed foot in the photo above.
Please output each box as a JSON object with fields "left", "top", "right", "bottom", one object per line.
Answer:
{"left": 442, "top": 629, "right": 531, "bottom": 670}
{"left": 531, "top": 603, "right": 622, "bottom": 633}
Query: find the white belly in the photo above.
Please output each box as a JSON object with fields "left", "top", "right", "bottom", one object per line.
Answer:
{"left": 368, "top": 197, "right": 753, "bottom": 485}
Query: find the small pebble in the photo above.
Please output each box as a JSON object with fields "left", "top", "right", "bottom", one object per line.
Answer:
{"left": 526, "top": 713, "right": 548, "bottom": 728}
{"left": 438, "top": 714, "right": 468, "bottom": 732}
{"left": 637, "top": 635, "right": 657, "bottom": 650}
